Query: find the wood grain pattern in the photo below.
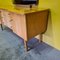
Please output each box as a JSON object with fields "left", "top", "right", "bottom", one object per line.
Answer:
{"left": 9, "top": 12, "right": 28, "bottom": 41}
{"left": 26, "top": 9, "right": 49, "bottom": 40}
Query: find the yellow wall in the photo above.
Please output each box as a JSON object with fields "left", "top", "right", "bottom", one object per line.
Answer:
{"left": 0, "top": 0, "right": 15, "bottom": 12}
{"left": 38, "top": 0, "right": 60, "bottom": 50}
{"left": 0, "top": 0, "right": 60, "bottom": 50}
{"left": 0, "top": 0, "right": 13, "bottom": 6}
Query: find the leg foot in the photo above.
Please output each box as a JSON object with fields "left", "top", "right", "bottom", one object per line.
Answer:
{"left": 1, "top": 24, "right": 3, "bottom": 30}
{"left": 24, "top": 41, "right": 28, "bottom": 51}
{"left": 39, "top": 34, "right": 43, "bottom": 42}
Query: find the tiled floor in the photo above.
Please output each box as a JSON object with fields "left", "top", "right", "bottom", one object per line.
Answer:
{"left": 0, "top": 26, "right": 60, "bottom": 60}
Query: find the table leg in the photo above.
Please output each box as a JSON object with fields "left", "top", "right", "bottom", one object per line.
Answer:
{"left": 39, "top": 34, "right": 43, "bottom": 42}
{"left": 1, "top": 24, "right": 3, "bottom": 30}
{"left": 24, "top": 40, "right": 28, "bottom": 51}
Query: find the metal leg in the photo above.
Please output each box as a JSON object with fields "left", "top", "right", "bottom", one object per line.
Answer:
{"left": 24, "top": 41, "right": 28, "bottom": 51}
{"left": 0, "top": 24, "right": 3, "bottom": 31}
{"left": 39, "top": 34, "right": 43, "bottom": 42}
{"left": 24, "top": 34, "right": 43, "bottom": 51}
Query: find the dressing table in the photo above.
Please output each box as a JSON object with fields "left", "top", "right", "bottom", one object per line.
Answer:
{"left": 0, "top": 8, "right": 49, "bottom": 51}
